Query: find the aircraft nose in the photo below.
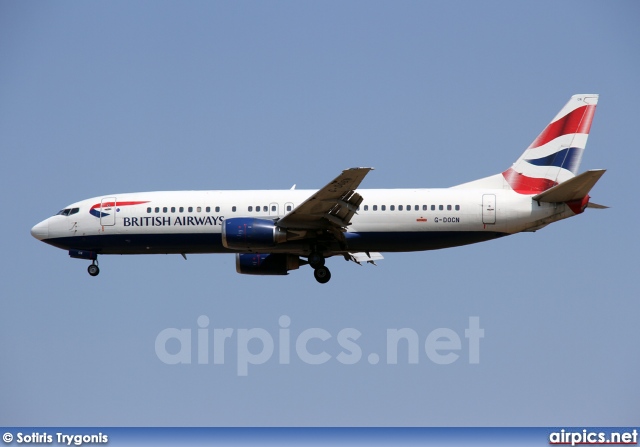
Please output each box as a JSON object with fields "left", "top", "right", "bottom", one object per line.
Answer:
{"left": 31, "top": 219, "right": 49, "bottom": 240}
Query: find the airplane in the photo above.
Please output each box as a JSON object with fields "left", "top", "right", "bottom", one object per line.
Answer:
{"left": 31, "top": 94, "right": 606, "bottom": 283}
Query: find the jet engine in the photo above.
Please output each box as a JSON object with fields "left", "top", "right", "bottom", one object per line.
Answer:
{"left": 222, "top": 218, "right": 287, "bottom": 250}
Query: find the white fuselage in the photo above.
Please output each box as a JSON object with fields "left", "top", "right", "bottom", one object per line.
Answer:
{"left": 32, "top": 187, "right": 574, "bottom": 257}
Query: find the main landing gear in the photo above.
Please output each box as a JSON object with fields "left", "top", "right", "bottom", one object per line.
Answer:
{"left": 308, "top": 251, "right": 331, "bottom": 284}
{"left": 313, "top": 266, "right": 331, "bottom": 284}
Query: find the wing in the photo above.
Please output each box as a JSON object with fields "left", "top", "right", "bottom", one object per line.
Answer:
{"left": 277, "top": 167, "right": 373, "bottom": 231}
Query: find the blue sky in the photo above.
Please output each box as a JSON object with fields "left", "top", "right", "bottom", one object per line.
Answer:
{"left": 1, "top": 1, "right": 638, "bottom": 426}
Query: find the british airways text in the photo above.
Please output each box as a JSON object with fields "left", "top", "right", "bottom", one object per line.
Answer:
{"left": 122, "top": 215, "right": 225, "bottom": 227}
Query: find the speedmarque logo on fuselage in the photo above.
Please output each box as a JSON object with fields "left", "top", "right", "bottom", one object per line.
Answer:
{"left": 89, "top": 201, "right": 150, "bottom": 218}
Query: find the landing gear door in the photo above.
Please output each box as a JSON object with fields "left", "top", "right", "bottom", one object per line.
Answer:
{"left": 482, "top": 194, "right": 496, "bottom": 224}
{"left": 100, "top": 197, "right": 116, "bottom": 226}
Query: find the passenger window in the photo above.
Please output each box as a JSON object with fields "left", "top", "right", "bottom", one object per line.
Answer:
{"left": 381, "top": 205, "right": 386, "bottom": 211}
{"left": 407, "top": 205, "right": 411, "bottom": 211}
{"left": 163, "top": 207, "right": 168, "bottom": 213}
{"left": 232, "top": 206, "right": 237, "bottom": 212}
{"left": 373, "top": 205, "right": 378, "bottom": 211}
{"left": 431, "top": 205, "right": 435, "bottom": 211}
{"left": 179, "top": 207, "right": 184, "bottom": 213}
{"left": 414, "top": 205, "right": 419, "bottom": 211}
{"left": 197, "top": 206, "right": 201, "bottom": 212}
{"left": 155, "top": 207, "right": 160, "bottom": 213}
{"left": 272, "top": 205, "right": 276, "bottom": 212}
{"left": 397, "top": 205, "right": 402, "bottom": 211}
{"left": 263, "top": 206, "right": 268, "bottom": 212}
{"left": 188, "top": 207, "right": 193, "bottom": 212}
{"left": 423, "top": 205, "right": 427, "bottom": 211}
{"left": 248, "top": 206, "right": 253, "bottom": 212}
{"left": 364, "top": 205, "right": 368, "bottom": 211}
{"left": 455, "top": 205, "right": 460, "bottom": 211}
{"left": 206, "top": 206, "right": 211, "bottom": 212}
{"left": 439, "top": 205, "right": 444, "bottom": 211}
{"left": 447, "top": 205, "right": 452, "bottom": 211}
{"left": 215, "top": 206, "right": 220, "bottom": 212}
{"left": 390, "top": 205, "right": 395, "bottom": 211}
{"left": 147, "top": 207, "right": 152, "bottom": 213}
{"left": 286, "top": 205, "right": 292, "bottom": 212}
{"left": 171, "top": 207, "right": 176, "bottom": 213}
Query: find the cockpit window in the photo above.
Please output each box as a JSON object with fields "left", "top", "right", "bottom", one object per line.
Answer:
{"left": 56, "top": 207, "right": 79, "bottom": 217}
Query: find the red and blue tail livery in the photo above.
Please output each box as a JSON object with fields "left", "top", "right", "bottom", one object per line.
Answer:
{"left": 502, "top": 94, "right": 598, "bottom": 194}
{"left": 31, "top": 95, "right": 606, "bottom": 283}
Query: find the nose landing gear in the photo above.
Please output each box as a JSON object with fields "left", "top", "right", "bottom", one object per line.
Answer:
{"left": 87, "top": 260, "right": 100, "bottom": 277}
{"left": 68, "top": 250, "right": 100, "bottom": 277}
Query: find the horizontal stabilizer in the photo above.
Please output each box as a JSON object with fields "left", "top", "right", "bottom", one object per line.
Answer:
{"left": 587, "top": 202, "right": 609, "bottom": 209}
{"left": 532, "top": 169, "right": 606, "bottom": 203}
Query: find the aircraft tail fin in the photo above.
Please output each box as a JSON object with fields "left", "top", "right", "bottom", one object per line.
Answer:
{"left": 502, "top": 94, "right": 598, "bottom": 194}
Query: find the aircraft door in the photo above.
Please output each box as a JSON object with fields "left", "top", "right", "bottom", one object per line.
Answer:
{"left": 482, "top": 194, "right": 496, "bottom": 224}
{"left": 269, "top": 202, "right": 279, "bottom": 217}
{"left": 100, "top": 197, "right": 116, "bottom": 226}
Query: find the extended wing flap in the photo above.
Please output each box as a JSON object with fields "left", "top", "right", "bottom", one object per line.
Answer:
{"left": 532, "top": 169, "right": 606, "bottom": 203}
{"left": 326, "top": 190, "right": 363, "bottom": 227}
{"left": 278, "top": 167, "right": 372, "bottom": 230}
{"left": 349, "top": 252, "right": 384, "bottom": 265}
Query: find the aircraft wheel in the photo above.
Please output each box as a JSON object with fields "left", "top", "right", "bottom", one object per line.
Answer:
{"left": 88, "top": 264, "right": 100, "bottom": 277}
{"left": 314, "top": 266, "right": 331, "bottom": 284}
{"left": 308, "top": 252, "right": 325, "bottom": 269}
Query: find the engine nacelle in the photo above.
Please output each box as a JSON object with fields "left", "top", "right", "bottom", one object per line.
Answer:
{"left": 235, "top": 253, "right": 300, "bottom": 275}
{"left": 222, "top": 218, "right": 287, "bottom": 250}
